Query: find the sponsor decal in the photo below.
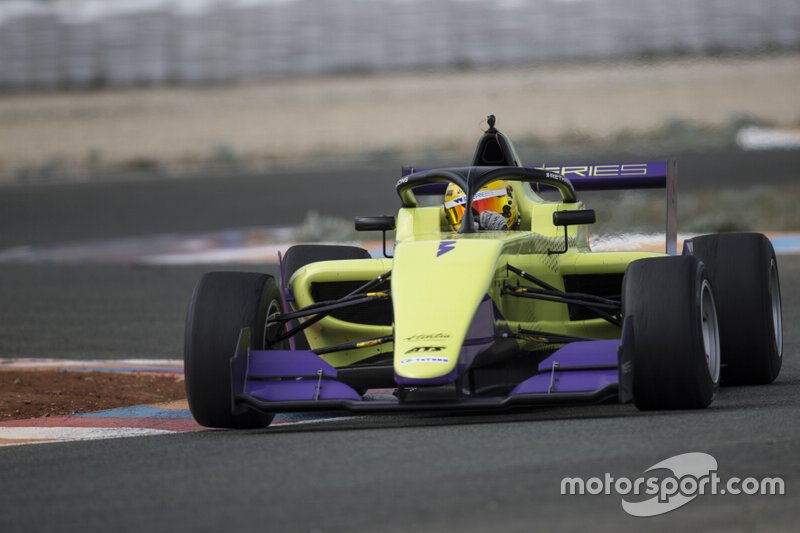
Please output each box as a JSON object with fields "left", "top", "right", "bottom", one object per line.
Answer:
{"left": 536, "top": 163, "right": 649, "bottom": 178}
{"left": 405, "top": 346, "right": 446, "bottom": 353}
{"left": 437, "top": 240, "right": 456, "bottom": 257}
{"left": 399, "top": 356, "right": 450, "bottom": 365}
{"left": 405, "top": 333, "right": 451, "bottom": 342}
{"left": 396, "top": 176, "right": 409, "bottom": 187}
{"left": 443, "top": 196, "right": 466, "bottom": 209}
{"left": 561, "top": 452, "right": 785, "bottom": 517}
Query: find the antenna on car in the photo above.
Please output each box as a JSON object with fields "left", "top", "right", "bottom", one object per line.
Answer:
{"left": 486, "top": 114, "right": 497, "bottom": 133}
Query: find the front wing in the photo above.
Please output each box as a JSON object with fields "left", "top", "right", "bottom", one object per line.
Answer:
{"left": 231, "top": 328, "right": 628, "bottom": 414}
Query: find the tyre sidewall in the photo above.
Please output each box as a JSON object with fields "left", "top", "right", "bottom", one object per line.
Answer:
{"left": 688, "top": 233, "right": 782, "bottom": 384}
{"left": 184, "top": 272, "right": 279, "bottom": 428}
{"left": 624, "top": 256, "right": 718, "bottom": 410}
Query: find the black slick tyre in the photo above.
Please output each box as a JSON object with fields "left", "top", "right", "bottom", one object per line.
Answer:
{"left": 623, "top": 256, "right": 721, "bottom": 410}
{"left": 686, "top": 233, "right": 782, "bottom": 385}
{"left": 184, "top": 272, "right": 284, "bottom": 429}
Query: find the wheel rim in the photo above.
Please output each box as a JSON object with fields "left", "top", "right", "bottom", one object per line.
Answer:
{"left": 700, "top": 280, "right": 721, "bottom": 383}
{"left": 264, "top": 299, "right": 283, "bottom": 348}
{"left": 769, "top": 258, "right": 783, "bottom": 357}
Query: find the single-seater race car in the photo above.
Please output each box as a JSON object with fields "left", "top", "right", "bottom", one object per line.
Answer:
{"left": 184, "top": 116, "right": 783, "bottom": 428}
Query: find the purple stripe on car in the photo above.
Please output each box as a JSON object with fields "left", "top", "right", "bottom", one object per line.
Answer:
{"left": 247, "top": 350, "right": 338, "bottom": 379}
{"left": 537, "top": 340, "right": 620, "bottom": 371}
{"left": 400, "top": 162, "right": 669, "bottom": 194}
{"left": 511, "top": 369, "right": 618, "bottom": 395}
{"left": 533, "top": 162, "right": 668, "bottom": 191}
{"left": 246, "top": 379, "right": 362, "bottom": 402}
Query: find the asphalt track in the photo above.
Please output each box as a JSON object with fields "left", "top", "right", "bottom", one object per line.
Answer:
{"left": 0, "top": 163, "right": 798, "bottom": 532}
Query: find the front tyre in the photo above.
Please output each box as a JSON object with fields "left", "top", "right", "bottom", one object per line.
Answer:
{"left": 687, "top": 233, "right": 782, "bottom": 385}
{"left": 623, "top": 256, "right": 720, "bottom": 410}
{"left": 184, "top": 272, "right": 282, "bottom": 429}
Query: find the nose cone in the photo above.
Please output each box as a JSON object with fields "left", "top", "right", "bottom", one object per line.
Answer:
{"left": 391, "top": 239, "right": 501, "bottom": 382}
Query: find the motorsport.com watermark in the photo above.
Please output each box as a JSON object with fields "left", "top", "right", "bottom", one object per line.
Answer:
{"left": 561, "top": 452, "right": 784, "bottom": 517}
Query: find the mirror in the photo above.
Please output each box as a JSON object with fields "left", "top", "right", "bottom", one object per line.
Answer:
{"left": 354, "top": 216, "right": 395, "bottom": 258}
{"left": 355, "top": 215, "right": 396, "bottom": 232}
{"left": 552, "top": 209, "right": 596, "bottom": 227}
{"left": 548, "top": 210, "right": 596, "bottom": 255}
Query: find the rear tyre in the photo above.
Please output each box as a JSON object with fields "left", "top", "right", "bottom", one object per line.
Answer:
{"left": 184, "top": 272, "right": 283, "bottom": 429}
{"left": 687, "top": 233, "right": 782, "bottom": 385}
{"left": 623, "top": 256, "right": 720, "bottom": 410}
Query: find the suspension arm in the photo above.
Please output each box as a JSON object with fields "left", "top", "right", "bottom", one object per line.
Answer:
{"left": 270, "top": 271, "right": 392, "bottom": 344}
{"left": 313, "top": 334, "right": 394, "bottom": 356}
{"left": 505, "top": 264, "right": 622, "bottom": 327}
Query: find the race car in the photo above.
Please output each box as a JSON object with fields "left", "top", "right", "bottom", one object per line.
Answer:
{"left": 184, "top": 116, "right": 783, "bottom": 429}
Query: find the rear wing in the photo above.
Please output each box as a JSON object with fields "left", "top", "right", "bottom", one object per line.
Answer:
{"left": 532, "top": 160, "right": 677, "bottom": 254}
{"left": 401, "top": 160, "right": 678, "bottom": 254}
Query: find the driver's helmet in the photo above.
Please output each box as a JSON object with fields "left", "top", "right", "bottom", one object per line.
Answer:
{"left": 444, "top": 180, "right": 519, "bottom": 231}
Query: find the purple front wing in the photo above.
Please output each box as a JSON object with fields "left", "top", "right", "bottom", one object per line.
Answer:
{"left": 230, "top": 329, "right": 621, "bottom": 413}
{"left": 231, "top": 332, "right": 362, "bottom": 403}
{"left": 511, "top": 340, "right": 620, "bottom": 395}
{"left": 247, "top": 378, "right": 361, "bottom": 402}
{"left": 246, "top": 350, "right": 361, "bottom": 401}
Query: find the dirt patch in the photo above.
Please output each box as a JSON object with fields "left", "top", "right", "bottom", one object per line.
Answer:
{"left": 0, "top": 370, "right": 186, "bottom": 421}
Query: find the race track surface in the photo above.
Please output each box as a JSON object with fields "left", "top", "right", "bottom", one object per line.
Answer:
{"left": 0, "top": 170, "right": 798, "bottom": 532}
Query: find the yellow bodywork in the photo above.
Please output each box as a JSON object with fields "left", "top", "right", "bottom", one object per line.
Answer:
{"left": 287, "top": 177, "right": 663, "bottom": 378}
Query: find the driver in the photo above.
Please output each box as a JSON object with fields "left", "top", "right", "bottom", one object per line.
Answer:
{"left": 444, "top": 180, "right": 519, "bottom": 231}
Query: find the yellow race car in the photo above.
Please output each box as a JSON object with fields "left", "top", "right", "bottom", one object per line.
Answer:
{"left": 184, "top": 116, "right": 782, "bottom": 428}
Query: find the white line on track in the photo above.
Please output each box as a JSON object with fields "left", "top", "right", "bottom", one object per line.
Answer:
{"left": 0, "top": 427, "right": 174, "bottom": 446}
